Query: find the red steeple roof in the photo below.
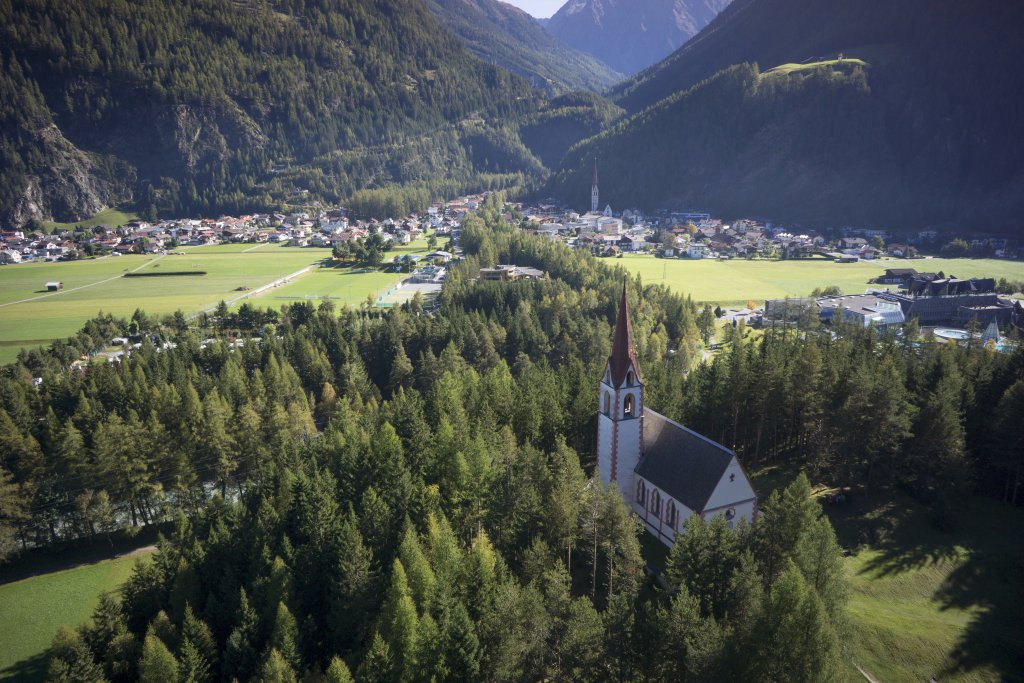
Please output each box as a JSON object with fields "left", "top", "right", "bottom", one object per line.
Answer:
{"left": 608, "top": 282, "right": 641, "bottom": 387}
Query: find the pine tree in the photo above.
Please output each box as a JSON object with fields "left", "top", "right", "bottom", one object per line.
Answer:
{"left": 223, "top": 588, "right": 260, "bottom": 682}
{"left": 398, "top": 524, "right": 436, "bottom": 611}
{"left": 381, "top": 559, "right": 419, "bottom": 679}
{"left": 254, "top": 648, "right": 298, "bottom": 683}
{"left": 794, "top": 516, "right": 848, "bottom": 623}
{"left": 269, "top": 602, "right": 302, "bottom": 673}
{"left": 754, "top": 473, "right": 820, "bottom": 588}
{"left": 357, "top": 631, "right": 393, "bottom": 683}
{"left": 138, "top": 631, "right": 180, "bottom": 683}
{"left": 665, "top": 514, "right": 740, "bottom": 619}
{"left": 438, "top": 599, "right": 481, "bottom": 683}
{"left": 749, "top": 562, "right": 841, "bottom": 683}
{"left": 0, "top": 465, "right": 27, "bottom": 561}
{"left": 324, "top": 656, "right": 355, "bottom": 683}
{"left": 47, "top": 626, "right": 107, "bottom": 683}
{"left": 329, "top": 511, "right": 374, "bottom": 654}
{"left": 908, "top": 354, "right": 971, "bottom": 527}
{"left": 180, "top": 604, "right": 217, "bottom": 676}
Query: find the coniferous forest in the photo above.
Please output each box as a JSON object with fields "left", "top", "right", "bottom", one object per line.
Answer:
{"left": 0, "top": 198, "right": 1022, "bottom": 681}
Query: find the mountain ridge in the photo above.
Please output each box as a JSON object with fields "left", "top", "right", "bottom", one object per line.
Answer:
{"left": 0, "top": 0, "right": 546, "bottom": 225}
{"left": 425, "top": 0, "right": 623, "bottom": 93}
{"left": 546, "top": 0, "right": 731, "bottom": 76}
{"left": 548, "top": 0, "right": 1024, "bottom": 231}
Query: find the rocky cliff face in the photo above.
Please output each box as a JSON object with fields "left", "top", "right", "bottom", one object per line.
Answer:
{"left": 5, "top": 123, "right": 134, "bottom": 226}
{"left": 545, "top": 0, "right": 731, "bottom": 75}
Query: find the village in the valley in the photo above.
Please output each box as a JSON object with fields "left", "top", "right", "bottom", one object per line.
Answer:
{"left": 3, "top": 163, "right": 1024, "bottom": 344}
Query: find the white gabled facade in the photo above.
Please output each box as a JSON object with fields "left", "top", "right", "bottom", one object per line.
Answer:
{"left": 597, "top": 285, "right": 758, "bottom": 547}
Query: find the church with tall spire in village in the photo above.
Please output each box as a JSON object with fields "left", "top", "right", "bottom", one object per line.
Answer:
{"left": 596, "top": 285, "right": 757, "bottom": 546}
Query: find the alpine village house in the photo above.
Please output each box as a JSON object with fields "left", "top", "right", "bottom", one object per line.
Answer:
{"left": 597, "top": 285, "right": 757, "bottom": 546}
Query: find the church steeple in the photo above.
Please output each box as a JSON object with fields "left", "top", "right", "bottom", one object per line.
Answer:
{"left": 591, "top": 159, "right": 600, "bottom": 213}
{"left": 597, "top": 282, "right": 644, "bottom": 496}
{"left": 608, "top": 282, "right": 641, "bottom": 388}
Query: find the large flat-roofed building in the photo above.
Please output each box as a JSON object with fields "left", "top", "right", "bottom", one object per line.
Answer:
{"left": 816, "top": 294, "right": 906, "bottom": 328}
{"left": 479, "top": 264, "right": 546, "bottom": 282}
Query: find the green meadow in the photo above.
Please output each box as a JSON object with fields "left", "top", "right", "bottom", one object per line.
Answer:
{"left": 616, "top": 255, "right": 1024, "bottom": 307}
{"left": 0, "top": 238, "right": 434, "bottom": 362}
{"left": 746, "top": 465, "right": 1024, "bottom": 683}
{"left": 838, "top": 494, "right": 1024, "bottom": 683}
{"left": 0, "top": 550, "right": 154, "bottom": 682}
{"left": 40, "top": 207, "right": 139, "bottom": 232}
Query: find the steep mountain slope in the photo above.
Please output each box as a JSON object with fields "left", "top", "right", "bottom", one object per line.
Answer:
{"left": 549, "top": 0, "right": 1024, "bottom": 231}
{"left": 425, "top": 0, "right": 622, "bottom": 92}
{"left": 0, "top": 0, "right": 545, "bottom": 225}
{"left": 546, "top": 0, "right": 731, "bottom": 76}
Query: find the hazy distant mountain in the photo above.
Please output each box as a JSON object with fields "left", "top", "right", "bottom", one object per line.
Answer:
{"left": 549, "top": 0, "right": 1024, "bottom": 232}
{"left": 545, "top": 0, "right": 731, "bottom": 76}
{"left": 426, "top": 0, "right": 622, "bottom": 92}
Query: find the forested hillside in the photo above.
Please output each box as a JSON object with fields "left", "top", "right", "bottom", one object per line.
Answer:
{"left": 0, "top": 198, "right": 1021, "bottom": 679}
{"left": 550, "top": 0, "right": 1024, "bottom": 230}
{"left": 0, "top": 0, "right": 553, "bottom": 225}
{"left": 425, "top": 0, "right": 622, "bottom": 93}
{"left": 0, "top": 198, "right": 855, "bottom": 681}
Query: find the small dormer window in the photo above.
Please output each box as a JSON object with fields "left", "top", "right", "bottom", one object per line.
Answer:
{"left": 623, "top": 394, "right": 634, "bottom": 418}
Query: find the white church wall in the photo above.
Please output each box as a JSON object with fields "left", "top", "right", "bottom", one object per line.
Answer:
{"left": 615, "top": 423, "right": 642, "bottom": 507}
{"left": 633, "top": 477, "right": 694, "bottom": 547}
{"left": 596, "top": 414, "right": 614, "bottom": 488}
{"left": 704, "top": 499, "right": 756, "bottom": 529}
{"left": 703, "top": 456, "right": 757, "bottom": 512}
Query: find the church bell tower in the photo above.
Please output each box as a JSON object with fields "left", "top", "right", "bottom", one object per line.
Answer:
{"left": 591, "top": 159, "right": 600, "bottom": 213}
{"left": 596, "top": 283, "right": 643, "bottom": 506}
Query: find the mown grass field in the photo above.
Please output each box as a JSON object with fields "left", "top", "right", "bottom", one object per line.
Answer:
{"left": 616, "top": 255, "right": 1024, "bottom": 307}
{"left": 256, "top": 238, "right": 432, "bottom": 307}
{"left": 0, "top": 238, "right": 434, "bottom": 362}
{"left": 0, "top": 550, "right": 154, "bottom": 682}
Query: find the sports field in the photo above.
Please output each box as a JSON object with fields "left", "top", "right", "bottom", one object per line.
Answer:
{"left": 255, "top": 239, "right": 432, "bottom": 307}
{"left": 616, "top": 255, "right": 1024, "bottom": 306}
{"left": 0, "top": 549, "right": 154, "bottom": 682}
{"left": 0, "top": 238, "right": 432, "bottom": 363}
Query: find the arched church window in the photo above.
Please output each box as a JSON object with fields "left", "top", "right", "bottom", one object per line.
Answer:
{"left": 603, "top": 392, "right": 610, "bottom": 416}
{"left": 725, "top": 507, "right": 736, "bottom": 521}
{"left": 636, "top": 480, "right": 646, "bottom": 506}
{"left": 624, "top": 394, "right": 634, "bottom": 417}
{"left": 667, "top": 500, "right": 677, "bottom": 528}
{"left": 626, "top": 370, "right": 633, "bottom": 385}
{"left": 650, "top": 490, "right": 661, "bottom": 518}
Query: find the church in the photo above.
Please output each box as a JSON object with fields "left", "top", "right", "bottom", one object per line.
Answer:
{"left": 597, "top": 286, "right": 757, "bottom": 546}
